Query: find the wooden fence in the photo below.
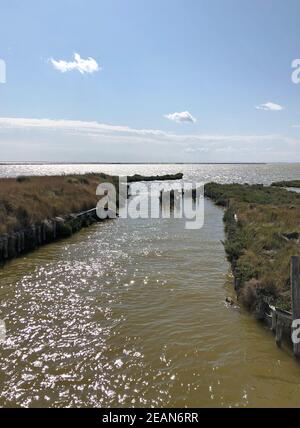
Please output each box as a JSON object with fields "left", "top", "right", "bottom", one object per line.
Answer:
{"left": 267, "top": 256, "right": 300, "bottom": 357}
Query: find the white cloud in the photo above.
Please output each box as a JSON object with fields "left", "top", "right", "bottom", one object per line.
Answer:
{"left": 0, "top": 117, "right": 279, "bottom": 145}
{"left": 164, "top": 111, "right": 197, "bottom": 123}
{"left": 255, "top": 102, "right": 284, "bottom": 111}
{"left": 50, "top": 53, "right": 101, "bottom": 74}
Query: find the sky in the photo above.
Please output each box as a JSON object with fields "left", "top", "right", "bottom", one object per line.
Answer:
{"left": 0, "top": 0, "right": 300, "bottom": 163}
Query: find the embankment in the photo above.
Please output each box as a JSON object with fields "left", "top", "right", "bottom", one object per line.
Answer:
{"left": 205, "top": 181, "right": 300, "bottom": 350}
{"left": 0, "top": 172, "right": 183, "bottom": 265}
{"left": 0, "top": 173, "right": 118, "bottom": 265}
{"left": 205, "top": 182, "right": 300, "bottom": 314}
{"left": 271, "top": 180, "right": 300, "bottom": 188}
{"left": 127, "top": 173, "right": 183, "bottom": 182}
{"left": 0, "top": 208, "right": 101, "bottom": 264}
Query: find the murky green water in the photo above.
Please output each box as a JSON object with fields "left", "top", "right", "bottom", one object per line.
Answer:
{"left": 1, "top": 164, "right": 300, "bottom": 408}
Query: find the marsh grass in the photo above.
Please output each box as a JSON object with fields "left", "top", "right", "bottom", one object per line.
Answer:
{"left": 0, "top": 173, "right": 119, "bottom": 235}
{"left": 205, "top": 182, "right": 300, "bottom": 310}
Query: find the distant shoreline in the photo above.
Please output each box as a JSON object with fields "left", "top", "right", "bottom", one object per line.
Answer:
{"left": 0, "top": 161, "right": 272, "bottom": 165}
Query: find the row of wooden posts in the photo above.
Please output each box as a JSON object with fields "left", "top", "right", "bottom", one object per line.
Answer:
{"left": 291, "top": 256, "right": 300, "bottom": 357}
{"left": 269, "top": 256, "right": 300, "bottom": 357}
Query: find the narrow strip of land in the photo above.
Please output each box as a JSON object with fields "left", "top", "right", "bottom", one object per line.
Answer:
{"left": 205, "top": 181, "right": 300, "bottom": 312}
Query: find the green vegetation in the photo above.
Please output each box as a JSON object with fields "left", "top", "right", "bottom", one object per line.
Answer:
{"left": 0, "top": 173, "right": 119, "bottom": 235}
{"left": 205, "top": 182, "right": 300, "bottom": 312}
{"left": 127, "top": 173, "right": 183, "bottom": 182}
{"left": 271, "top": 180, "right": 300, "bottom": 188}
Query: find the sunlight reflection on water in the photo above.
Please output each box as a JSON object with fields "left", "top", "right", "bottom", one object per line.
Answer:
{"left": 0, "top": 164, "right": 300, "bottom": 407}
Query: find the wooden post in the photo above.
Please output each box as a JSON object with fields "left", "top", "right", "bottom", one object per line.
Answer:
{"left": 276, "top": 322, "right": 283, "bottom": 348}
{"left": 271, "top": 310, "right": 277, "bottom": 333}
{"left": 291, "top": 256, "right": 300, "bottom": 358}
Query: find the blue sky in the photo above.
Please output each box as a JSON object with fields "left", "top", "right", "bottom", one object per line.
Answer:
{"left": 0, "top": 0, "right": 300, "bottom": 162}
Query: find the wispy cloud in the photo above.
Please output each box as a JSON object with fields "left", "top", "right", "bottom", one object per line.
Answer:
{"left": 50, "top": 53, "right": 101, "bottom": 74}
{"left": 164, "top": 111, "right": 197, "bottom": 123}
{"left": 255, "top": 102, "right": 284, "bottom": 111}
{"left": 0, "top": 117, "right": 279, "bottom": 145}
{"left": 0, "top": 117, "right": 297, "bottom": 162}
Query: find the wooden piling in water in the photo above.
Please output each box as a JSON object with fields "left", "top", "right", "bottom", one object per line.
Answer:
{"left": 0, "top": 207, "right": 109, "bottom": 266}
{"left": 276, "top": 321, "right": 283, "bottom": 348}
{"left": 291, "top": 256, "right": 300, "bottom": 358}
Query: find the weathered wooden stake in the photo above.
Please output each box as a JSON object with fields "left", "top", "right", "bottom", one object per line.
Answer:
{"left": 276, "top": 321, "right": 283, "bottom": 348}
{"left": 291, "top": 256, "right": 300, "bottom": 358}
{"left": 271, "top": 310, "right": 277, "bottom": 333}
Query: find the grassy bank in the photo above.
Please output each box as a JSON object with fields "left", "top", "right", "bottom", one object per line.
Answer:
{"left": 0, "top": 173, "right": 120, "bottom": 235}
{"left": 205, "top": 182, "right": 300, "bottom": 313}
{"left": 271, "top": 180, "right": 300, "bottom": 188}
{"left": 0, "top": 171, "right": 184, "bottom": 235}
{"left": 0, "top": 171, "right": 184, "bottom": 265}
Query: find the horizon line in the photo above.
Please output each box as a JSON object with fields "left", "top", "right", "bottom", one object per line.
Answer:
{"left": 0, "top": 161, "right": 272, "bottom": 165}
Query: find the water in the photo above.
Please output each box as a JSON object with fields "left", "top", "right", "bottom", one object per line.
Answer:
{"left": 0, "top": 163, "right": 300, "bottom": 408}
{"left": 1, "top": 163, "right": 300, "bottom": 185}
